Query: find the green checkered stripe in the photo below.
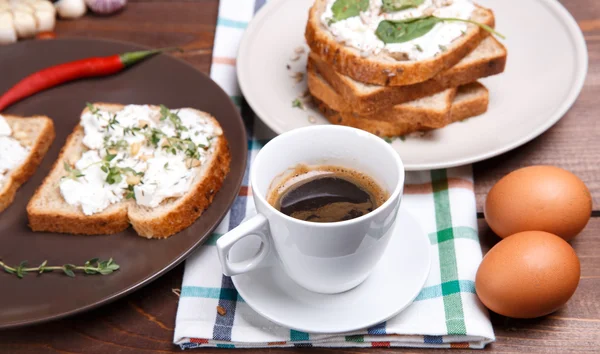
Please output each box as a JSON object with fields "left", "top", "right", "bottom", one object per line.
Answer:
{"left": 179, "top": 169, "right": 480, "bottom": 348}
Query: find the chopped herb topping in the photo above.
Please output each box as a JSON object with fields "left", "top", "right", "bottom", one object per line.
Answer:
{"left": 63, "top": 161, "right": 85, "bottom": 180}
{"left": 292, "top": 98, "right": 305, "bottom": 110}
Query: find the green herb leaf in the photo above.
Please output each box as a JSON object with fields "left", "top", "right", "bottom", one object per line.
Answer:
{"left": 63, "top": 161, "right": 85, "bottom": 180}
{"left": 86, "top": 102, "right": 99, "bottom": 114}
{"left": 104, "top": 153, "right": 117, "bottom": 162}
{"left": 330, "top": 0, "right": 369, "bottom": 23}
{"left": 123, "top": 126, "right": 141, "bottom": 136}
{"left": 159, "top": 105, "right": 170, "bottom": 121}
{"left": 292, "top": 98, "right": 305, "bottom": 110}
{"left": 148, "top": 129, "right": 164, "bottom": 147}
{"left": 106, "top": 171, "right": 122, "bottom": 185}
{"left": 382, "top": 0, "right": 425, "bottom": 12}
{"left": 376, "top": 16, "right": 441, "bottom": 44}
{"left": 105, "top": 139, "right": 128, "bottom": 152}
{"left": 63, "top": 265, "right": 75, "bottom": 278}
{"left": 16, "top": 261, "right": 27, "bottom": 278}
{"left": 375, "top": 16, "right": 505, "bottom": 44}
{"left": 38, "top": 260, "right": 48, "bottom": 274}
{"left": 107, "top": 114, "right": 119, "bottom": 130}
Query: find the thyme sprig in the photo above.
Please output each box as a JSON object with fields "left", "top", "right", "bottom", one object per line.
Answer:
{"left": 63, "top": 153, "right": 144, "bottom": 186}
{"left": 63, "top": 162, "right": 85, "bottom": 180}
{"left": 1, "top": 258, "right": 120, "bottom": 278}
{"left": 100, "top": 153, "right": 144, "bottom": 185}
{"left": 159, "top": 105, "right": 188, "bottom": 132}
{"left": 144, "top": 128, "right": 208, "bottom": 160}
{"left": 86, "top": 102, "right": 100, "bottom": 115}
{"left": 87, "top": 103, "right": 121, "bottom": 131}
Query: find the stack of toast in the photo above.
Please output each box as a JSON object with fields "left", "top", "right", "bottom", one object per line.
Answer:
{"left": 304, "top": 0, "right": 507, "bottom": 137}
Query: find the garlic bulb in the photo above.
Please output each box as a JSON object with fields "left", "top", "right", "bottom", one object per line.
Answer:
{"left": 0, "top": 11, "right": 17, "bottom": 45}
{"left": 29, "top": 0, "right": 56, "bottom": 31}
{"left": 85, "top": 0, "right": 126, "bottom": 15}
{"left": 12, "top": 10, "right": 37, "bottom": 38}
{"left": 54, "top": 0, "right": 86, "bottom": 19}
{"left": 0, "top": 0, "right": 56, "bottom": 45}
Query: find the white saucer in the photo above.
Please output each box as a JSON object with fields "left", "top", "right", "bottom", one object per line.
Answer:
{"left": 230, "top": 208, "right": 431, "bottom": 334}
{"left": 238, "top": 0, "right": 587, "bottom": 170}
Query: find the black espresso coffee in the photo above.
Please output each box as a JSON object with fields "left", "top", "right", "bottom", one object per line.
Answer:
{"left": 267, "top": 165, "right": 389, "bottom": 223}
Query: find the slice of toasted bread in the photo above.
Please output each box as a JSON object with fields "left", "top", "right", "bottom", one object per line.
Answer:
{"left": 0, "top": 115, "right": 55, "bottom": 213}
{"left": 310, "top": 35, "right": 506, "bottom": 115}
{"left": 27, "top": 103, "right": 231, "bottom": 239}
{"left": 305, "top": 0, "right": 495, "bottom": 86}
{"left": 308, "top": 66, "right": 456, "bottom": 128}
{"left": 316, "top": 82, "right": 489, "bottom": 136}
{"left": 448, "top": 82, "right": 490, "bottom": 122}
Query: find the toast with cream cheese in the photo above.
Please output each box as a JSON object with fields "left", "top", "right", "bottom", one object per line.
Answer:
{"left": 309, "top": 35, "right": 506, "bottom": 115}
{"left": 27, "top": 103, "right": 231, "bottom": 238}
{"left": 0, "top": 114, "right": 55, "bottom": 213}
{"left": 305, "top": 0, "right": 496, "bottom": 86}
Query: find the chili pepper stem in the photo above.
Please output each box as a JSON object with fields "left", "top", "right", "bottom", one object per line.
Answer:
{"left": 119, "top": 47, "right": 184, "bottom": 67}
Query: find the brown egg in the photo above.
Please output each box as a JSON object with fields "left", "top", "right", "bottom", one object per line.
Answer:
{"left": 476, "top": 231, "right": 580, "bottom": 318}
{"left": 484, "top": 166, "right": 592, "bottom": 241}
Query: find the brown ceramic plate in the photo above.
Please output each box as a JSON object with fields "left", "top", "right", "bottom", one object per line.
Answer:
{"left": 0, "top": 39, "right": 247, "bottom": 329}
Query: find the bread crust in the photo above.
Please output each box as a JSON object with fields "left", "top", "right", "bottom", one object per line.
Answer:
{"left": 449, "top": 82, "right": 489, "bottom": 122}
{"left": 130, "top": 125, "right": 231, "bottom": 238}
{"left": 307, "top": 67, "right": 456, "bottom": 128}
{"left": 305, "top": 0, "right": 495, "bottom": 86}
{"left": 26, "top": 104, "right": 231, "bottom": 239}
{"left": 316, "top": 82, "right": 489, "bottom": 136}
{"left": 316, "top": 97, "right": 425, "bottom": 136}
{"left": 26, "top": 126, "right": 132, "bottom": 235}
{"left": 309, "top": 36, "right": 506, "bottom": 114}
{"left": 0, "top": 116, "right": 55, "bottom": 213}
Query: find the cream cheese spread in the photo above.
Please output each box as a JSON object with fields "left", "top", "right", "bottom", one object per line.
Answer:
{"left": 59, "top": 104, "right": 222, "bottom": 215}
{"left": 321, "top": 0, "right": 475, "bottom": 60}
{"left": 0, "top": 115, "right": 29, "bottom": 188}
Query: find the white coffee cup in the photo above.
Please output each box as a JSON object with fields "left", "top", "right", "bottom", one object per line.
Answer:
{"left": 216, "top": 125, "right": 405, "bottom": 294}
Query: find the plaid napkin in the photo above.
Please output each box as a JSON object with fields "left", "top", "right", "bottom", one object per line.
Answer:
{"left": 174, "top": 0, "right": 494, "bottom": 349}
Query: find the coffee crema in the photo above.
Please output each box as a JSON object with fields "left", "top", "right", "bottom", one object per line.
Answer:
{"left": 267, "top": 165, "right": 389, "bottom": 223}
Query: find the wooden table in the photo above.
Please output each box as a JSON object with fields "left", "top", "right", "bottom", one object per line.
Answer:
{"left": 1, "top": 0, "right": 599, "bottom": 352}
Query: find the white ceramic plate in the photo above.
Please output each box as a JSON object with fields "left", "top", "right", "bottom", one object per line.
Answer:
{"left": 237, "top": 0, "right": 588, "bottom": 171}
{"left": 230, "top": 208, "right": 431, "bottom": 334}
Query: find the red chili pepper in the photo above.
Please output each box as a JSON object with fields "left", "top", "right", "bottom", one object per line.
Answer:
{"left": 0, "top": 47, "right": 179, "bottom": 112}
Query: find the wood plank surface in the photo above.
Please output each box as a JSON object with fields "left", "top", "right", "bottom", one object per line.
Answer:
{"left": 0, "top": 0, "right": 598, "bottom": 353}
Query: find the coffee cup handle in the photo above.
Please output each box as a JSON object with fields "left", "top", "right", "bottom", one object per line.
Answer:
{"left": 216, "top": 214, "right": 271, "bottom": 276}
